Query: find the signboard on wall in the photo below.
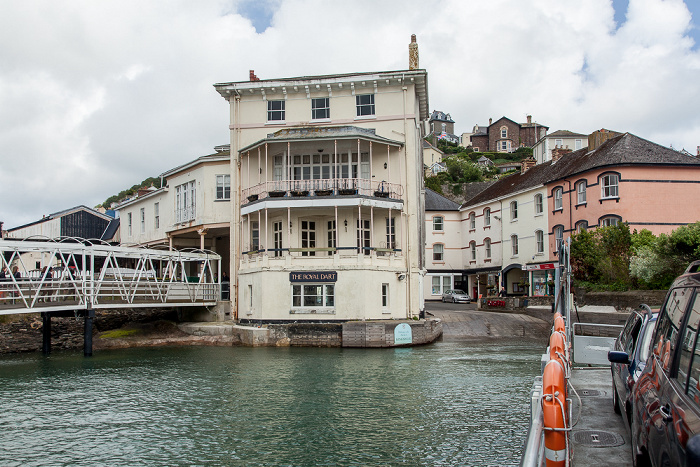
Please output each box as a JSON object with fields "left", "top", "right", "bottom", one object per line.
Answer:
{"left": 394, "top": 323, "right": 413, "bottom": 345}
{"left": 522, "top": 263, "right": 556, "bottom": 271}
{"left": 289, "top": 271, "right": 338, "bottom": 282}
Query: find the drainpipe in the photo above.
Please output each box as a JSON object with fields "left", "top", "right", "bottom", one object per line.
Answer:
{"left": 232, "top": 93, "right": 242, "bottom": 321}
{"left": 402, "top": 75, "right": 412, "bottom": 319}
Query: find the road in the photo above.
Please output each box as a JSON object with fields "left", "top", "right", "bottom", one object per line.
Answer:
{"left": 424, "top": 300, "right": 550, "bottom": 339}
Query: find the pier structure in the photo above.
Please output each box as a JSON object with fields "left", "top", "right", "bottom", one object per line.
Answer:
{"left": 0, "top": 238, "right": 221, "bottom": 355}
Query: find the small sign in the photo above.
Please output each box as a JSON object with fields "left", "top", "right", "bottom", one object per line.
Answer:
{"left": 289, "top": 271, "right": 338, "bottom": 283}
{"left": 394, "top": 323, "right": 413, "bottom": 345}
{"left": 523, "top": 263, "right": 556, "bottom": 271}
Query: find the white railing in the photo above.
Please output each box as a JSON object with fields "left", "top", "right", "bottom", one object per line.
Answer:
{"left": 243, "top": 179, "right": 404, "bottom": 202}
{"left": 0, "top": 238, "right": 221, "bottom": 314}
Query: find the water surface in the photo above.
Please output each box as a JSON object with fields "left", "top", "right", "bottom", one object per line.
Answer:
{"left": 0, "top": 340, "right": 542, "bottom": 466}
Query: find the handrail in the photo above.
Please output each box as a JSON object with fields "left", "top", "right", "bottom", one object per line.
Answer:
{"left": 242, "top": 178, "right": 404, "bottom": 202}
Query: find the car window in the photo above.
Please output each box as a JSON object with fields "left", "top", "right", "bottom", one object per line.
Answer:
{"left": 678, "top": 291, "right": 700, "bottom": 393}
{"left": 620, "top": 313, "right": 640, "bottom": 349}
{"left": 625, "top": 318, "right": 643, "bottom": 355}
{"left": 653, "top": 287, "right": 694, "bottom": 374}
{"left": 638, "top": 318, "right": 656, "bottom": 363}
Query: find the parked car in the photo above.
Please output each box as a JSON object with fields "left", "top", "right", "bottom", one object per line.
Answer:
{"left": 630, "top": 260, "right": 700, "bottom": 466}
{"left": 608, "top": 305, "right": 658, "bottom": 433}
{"left": 441, "top": 289, "right": 470, "bottom": 303}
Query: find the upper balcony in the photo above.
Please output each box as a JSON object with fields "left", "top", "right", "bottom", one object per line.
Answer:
{"left": 242, "top": 178, "right": 404, "bottom": 205}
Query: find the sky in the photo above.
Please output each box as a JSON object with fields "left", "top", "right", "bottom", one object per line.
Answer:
{"left": 1, "top": 0, "right": 699, "bottom": 229}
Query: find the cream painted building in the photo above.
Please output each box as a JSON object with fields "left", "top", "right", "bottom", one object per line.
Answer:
{"left": 532, "top": 130, "right": 586, "bottom": 164}
{"left": 214, "top": 65, "right": 429, "bottom": 322}
{"left": 424, "top": 189, "right": 463, "bottom": 300}
{"left": 116, "top": 147, "right": 231, "bottom": 273}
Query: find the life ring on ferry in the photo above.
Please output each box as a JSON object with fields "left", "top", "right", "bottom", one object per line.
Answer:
{"left": 554, "top": 315, "right": 565, "bottom": 334}
{"left": 549, "top": 332, "right": 567, "bottom": 369}
{"left": 542, "top": 359, "right": 568, "bottom": 467}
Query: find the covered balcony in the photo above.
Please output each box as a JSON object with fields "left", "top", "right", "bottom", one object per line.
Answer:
{"left": 239, "top": 126, "right": 405, "bottom": 204}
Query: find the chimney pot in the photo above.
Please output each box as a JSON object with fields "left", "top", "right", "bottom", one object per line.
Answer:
{"left": 249, "top": 70, "right": 259, "bottom": 82}
{"left": 527, "top": 115, "right": 532, "bottom": 124}
{"left": 408, "top": 34, "right": 419, "bottom": 70}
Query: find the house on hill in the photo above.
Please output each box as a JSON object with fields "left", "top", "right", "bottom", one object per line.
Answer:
{"left": 532, "top": 129, "right": 588, "bottom": 164}
{"left": 470, "top": 115, "right": 549, "bottom": 153}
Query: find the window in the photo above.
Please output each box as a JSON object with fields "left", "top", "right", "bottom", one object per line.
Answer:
{"left": 470, "top": 241, "right": 476, "bottom": 261}
{"left": 501, "top": 127, "right": 507, "bottom": 138}
{"left": 555, "top": 138, "right": 563, "bottom": 147}
{"left": 535, "top": 194, "right": 543, "bottom": 215}
{"left": 382, "top": 283, "right": 389, "bottom": 308}
{"left": 576, "top": 181, "right": 587, "bottom": 205}
{"left": 356, "top": 94, "right": 375, "bottom": 117}
{"left": 154, "top": 202, "right": 159, "bottom": 229}
{"left": 292, "top": 284, "right": 335, "bottom": 309}
{"left": 386, "top": 217, "right": 396, "bottom": 249}
{"left": 433, "top": 216, "right": 444, "bottom": 231}
{"left": 140, "top": 208, "right": 145, "bottom": 233}
{"left": 267, "top": 100, "right": 285, "bottom": 121}
{"left": 327, "top": 220, "right": 336, "bottom": 256}
{"left": 575, "top": 139, "right": 583, "bottom": 150}
{"left": 301, "top": 220, "right": 316, "bottom": 256}
{"left": 554, "top": 225, "right": 564, "bottom": 250}
{"left": 431, "top": 275, "right": 452, "bottom": 295}
{"left": 433, "top": 243, "right": 444, "bottom": 261}
{"left": 510, "top": 201, "right": 518, "bottom": 221}
{"left": 511, "top": 235, "right": 519, "bottom": 256}
{"left": 311, "top": 97, "right": 330, "bottom": 120}
{"left": 653, "top": 287, "right": 693, "bottom": 374}
{"left": 686, "top": 294, "right": 700, "bottom": 400}
{"left": 175, "top": 181, "right": 196, "bottom": 223}
{"left": 601, "top": 173, "right": 619, "bottom": 199}
{"left": 554, "top": 188, "right": 563, "bottom": 210}
{"left": 575, "top": 221, "right": 588, "bottom": 233}
{"left": 273, "top": 155, "right": 284, "bottom": 182}
{"left": 484, "top": 208, "right": 491, "bottom": 226}
{"left": 536, "top": 230, "right": 544, "bottom": 254}
{"left": 251, "top": 221, "right": 259, "bottom": 251}
{"left": 469, "top": 212, "right": 476, "bottom": 230}
{"left": 600, "top": 216, "right": 620, "bottom": 227}
{"left": 357, "top": 219, "right": 370, "bottom": 255}
{"left": 485, "top": 238, "right": 491, "bottom": 258}
{"left": 216, "top": 175, "right": 231, "bottom": 200}
{"left": 501, "top": 141, "right": 508, "bottom": 151}
{"left": 273, "top": 221, "right": 283, "bottom": 257}
{"left": 127, "top": 213, "right": 132, "bottom": 236}
{"left": 677, "top": 292, "right": 700, "bottom": 391}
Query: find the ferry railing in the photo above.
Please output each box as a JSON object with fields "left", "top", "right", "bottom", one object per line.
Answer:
{"left": 0, "top": 238, "right": 221, "bottom": 314}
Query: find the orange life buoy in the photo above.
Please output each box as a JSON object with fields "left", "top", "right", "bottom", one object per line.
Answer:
{"left": 554, "top": 315, "right": 565, "bottom": 334}
{"left": 549, "top": 332, "right": 567, "bottom": 370}
{"left": 543, "top": 359, "right": 568, "bottom": 467}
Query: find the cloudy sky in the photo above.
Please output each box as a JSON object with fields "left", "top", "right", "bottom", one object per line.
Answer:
{"left": 1, "top": 0, "right": 699, "bottom": 229}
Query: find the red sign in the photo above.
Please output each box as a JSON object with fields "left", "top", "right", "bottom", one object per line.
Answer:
{"left": 523, "top": 263, "right": 556, "bottom": 271}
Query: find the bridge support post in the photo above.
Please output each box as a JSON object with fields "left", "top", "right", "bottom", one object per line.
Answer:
{"left": 42, "top": 312, "right": 51, "bottom": 354}
{"left": 84, "top": 309, "right": 95, "bottom": 357}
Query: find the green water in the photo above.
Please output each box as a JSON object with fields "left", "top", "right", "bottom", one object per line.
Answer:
{"left": 0, "top": 340, "right": 542, "bottom": 466}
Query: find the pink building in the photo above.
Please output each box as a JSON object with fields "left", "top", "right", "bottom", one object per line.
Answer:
{"left": 545, "top": 132, "right": 700, "bottom": 256}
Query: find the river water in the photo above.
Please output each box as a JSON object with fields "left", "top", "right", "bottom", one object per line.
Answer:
{"left": 0, "top": 339, "right": 543, "bottom": 466}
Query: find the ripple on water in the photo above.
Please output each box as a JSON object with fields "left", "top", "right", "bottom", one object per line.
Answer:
{"left": 0, "top": 341, "right": 541, "bottom": 466}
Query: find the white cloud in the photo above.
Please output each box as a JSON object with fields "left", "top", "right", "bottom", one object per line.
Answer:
{"left": 1, "top": 0, "right": 699, "bottom": 229}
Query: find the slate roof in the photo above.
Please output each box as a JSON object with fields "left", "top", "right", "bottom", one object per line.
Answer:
{"left": 461, "top": 132, "right": 700, "bottom": 209}
{"left": 429, "top": 110, "right": 454, "bottom": 123}
{"left": 544, "top": 130, "right": 587, "bottom": 138}
{"left": 425, "top": 188, "right": 460, "bottom": 211}
{"left": 7, "top": 205, "right": 113, "bottom": 231}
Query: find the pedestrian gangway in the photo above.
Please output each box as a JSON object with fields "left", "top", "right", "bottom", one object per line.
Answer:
{"left": 0, "top": 238, "right": 222, "bottom": 315}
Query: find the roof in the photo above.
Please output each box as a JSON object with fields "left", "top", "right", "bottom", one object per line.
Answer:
{"left": 239, "top": 125, "right": 404, "bottom": 153}
{"left": 161, "top": 148, "right": 230, "bottom": 178}
{"left": 425, "top": 188, "right": 460, "bottom": 211}
{"left": 461, "top": 132, "right": 700, "bottom": 209}
{"left": 101, "top": 217, "right": 120, "bottom": 241}
{"left": 544, "top": 130, "right": 587, "bottom": 138}
{"left": 422, "top": 140, "right": 444, "bottom": 154}
{"left": 214, "top": 69, "right": 430, "bottom": 121}
{"left": 8, "top": 205, "right": 113, "bottom": 231}
{"left": 429, "top": 110, "right": 454, "bottom": 123}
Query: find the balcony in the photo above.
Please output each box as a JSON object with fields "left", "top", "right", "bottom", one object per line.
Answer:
{"left": 243, "top": 178, "right": 403, "bottom": 204}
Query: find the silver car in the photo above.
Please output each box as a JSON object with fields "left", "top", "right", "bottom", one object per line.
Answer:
{"left": 442, "top": 289, "right": 470, "bottom": 303}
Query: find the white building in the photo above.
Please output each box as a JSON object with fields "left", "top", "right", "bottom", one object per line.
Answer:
{"left": 214, "top": 53, "right": 429, "bottom": 322}
{"left": 424, "top": 189, "right": 463, "bottom": 300}
{"left": 532, "top": 130, "right": 586, "bottom": 164}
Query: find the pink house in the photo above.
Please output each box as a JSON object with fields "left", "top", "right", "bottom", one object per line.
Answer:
{"left": 545, "top": 132, "right": 700, "bottom": 256}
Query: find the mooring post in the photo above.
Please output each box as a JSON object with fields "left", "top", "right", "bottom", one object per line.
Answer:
{"left": 42, "top": 312, "right": 51, "bottom": 354}
{"left": 84, "top": 309, "right": 95, "bottom": 357}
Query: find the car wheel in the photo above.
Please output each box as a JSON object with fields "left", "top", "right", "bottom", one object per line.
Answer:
{"left": 441, "top": 297, "right": 445, "bottom": 303}
{"left": 631, "top": 425, "right": 651, "bottom": 467}
{"left": 612, "top": 383, "right": 621, "bottom": 415}
{"left": 452, "top": 297, "right": 456, "bottom": 303}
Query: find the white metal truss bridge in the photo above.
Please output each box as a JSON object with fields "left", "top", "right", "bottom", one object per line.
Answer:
{"left": 0, "top": 238, "right": 222, "bottom": 315}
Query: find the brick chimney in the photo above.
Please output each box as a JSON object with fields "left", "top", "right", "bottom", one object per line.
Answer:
{"left": 520, "top": 157, "right": 536, "bottom": 173}
{"left": 489, "top": 117, "right": 492, "bottom": 125}
{"left": 527, "top": 115, "right": 532, "bottom": 124}
{"left": 552, "top": 147, "right": 572, "bottom": 162}
{"left": 697, "top": 145, "right": 699, "bottom": 157}
{"left": 137, "top": 187, "right": 151, "bottom": 197}
{"left": 249, "top": 70, "right": 260, "bottom": 82}
{"left": 588, "top": 128, "right": 623, "bottom": 151}
{"left": 409, "top": 34, "right": 419, "bottom": 70}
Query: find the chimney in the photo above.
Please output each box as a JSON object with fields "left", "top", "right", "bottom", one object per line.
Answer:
{"left": 409, "top": 34, "right": 419, "bottom": 70}
{"left": 520, "top": 157, "right": 536, "bottom": 173}
{"left": 527, "top": 115, "right": 532, "bottom": 124}
{"left": 552, "top": 147, "right": 572, "bottom": 162}
{"left": 697, "top": 145, "right": 699, "bottom": 157}
{"left": 489, "top": 117, "right": 492, "bottom": 125}
{"left": 249, "top": 70, "right": 260, "bottom": 82}
{"left": 588, "top": 128, "right": 623, "bottom": 151}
